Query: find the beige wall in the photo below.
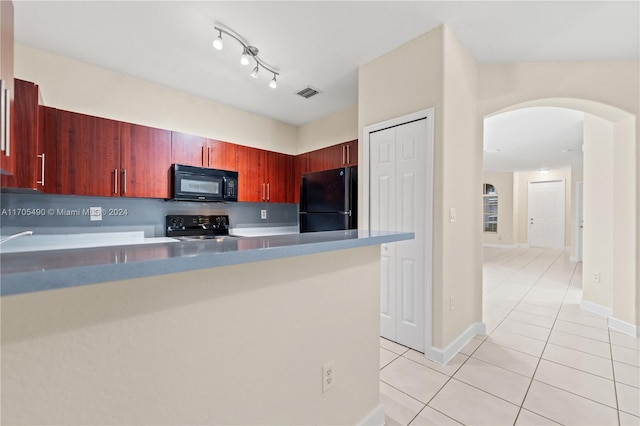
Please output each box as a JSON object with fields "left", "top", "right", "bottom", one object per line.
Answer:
{"left": 482, "top": 172, "right": 515, "bottom": 246}
{"left": 359, "top": 25, "right": 483, "bottom": 350}
{"left": 613, "top": 117, "right": 638, "bottom": 325}
{"left": 582, "top": 114, "right": 614, "bottom": 309}
{"left": 513, "top": 168, "right": 573, "bottom": 247}
{"left": 1, "top": 246, "right": 381, "bottom": 425}
{"left": 15, "top": 44, "right": 298, "bottom": 154}
{"left": 297, "top": 104, "right": 358, "bottom": 155}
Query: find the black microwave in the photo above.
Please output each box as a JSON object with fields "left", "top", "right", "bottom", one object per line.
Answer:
{"left": 172, "top": 164, "right": 238, "bottom": 202}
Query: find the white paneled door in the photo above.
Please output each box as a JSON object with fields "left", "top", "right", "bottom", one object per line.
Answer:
{"left": 370, "top": 118, "right": 430, "bottom": 352}
{"left": 528, "top": 180, "right": 565, "bottom": 248}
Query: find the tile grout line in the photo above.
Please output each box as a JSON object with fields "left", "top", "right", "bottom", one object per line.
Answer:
{"left": 607, "top": 326, "right": 622, "bottom": 425}
{"left": 512, "top": 249, "right": 574, "bottom": 425}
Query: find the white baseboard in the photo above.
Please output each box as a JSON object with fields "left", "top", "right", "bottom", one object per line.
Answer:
{"left": 609, "top": 317, "right": 640, "bottom": 337}
{"left": 483, "top": 243, "right": 517, "bottom": 249}
{"left": 580, "top": 300, "right": 613, "bottom": 318}
{"left": 423, "top": 322, "right": 486, "bottom": 365}
{"left": 581, "top": 300, "right": 639, "bottom": 337}
{"left": 357, "top": 403, "right": 385, "bottom": 426}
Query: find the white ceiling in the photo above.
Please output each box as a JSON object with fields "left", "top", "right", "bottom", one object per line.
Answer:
{"left": 484, "top": 107, "right": 584, "bottom": 173}
{"left": 12, "top": 1, "right": 639, "bottom": 172}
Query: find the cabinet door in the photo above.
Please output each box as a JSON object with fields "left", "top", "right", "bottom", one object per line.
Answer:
{"left": 56, "top": 110, "right": 120, "bottom": 196}
{"left": 37, "top": 106, "right": 58, "bottom": 193}
{"left": 236, "top": 145, "right": 264, "bottom": 202}
{"left": 120, "top": 123, "right": 171, "bottom": 198}
{"left": 208, "top": 139, "right": 237, "bottom": 170}
{"left": 1, "top": 79, "right": 38, "bottom": 188}
{"left": 171, "top": 131, "right": 206, "bottom": 167}
{"left": 264, "top": 151, "right": 293, "bottom": 203}
{"left": 0, "top": 0, "right": 15, "bottom": 175}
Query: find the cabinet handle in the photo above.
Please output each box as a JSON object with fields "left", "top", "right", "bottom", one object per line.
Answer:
{"left": 201, "top": 146, "right": 205, "bottom": 167}
{"left": 0, "top": 80, "right": 5, "bottom": 152}
{"left": 267, "top": 183, "right": 270, "bottom": 202}
{"left": 262, "top": 183, "right": 266, "bottom": 201}
{"left": 342, "top": 145, "right": 346, "bottom": 165}
{"left": 37, "top": 153, "right": 45, "bottom": 186}
{"left": 1, "top": 83, "right": 10, "bottom": 156}
{"left": 346, "top": 145, "right": 350, "bottom": 164}
{"left": 122, "top": 169, "right": 127, "bottom": 194}
{"left": 114, "top": 169, "right": 118, "bottom": 194}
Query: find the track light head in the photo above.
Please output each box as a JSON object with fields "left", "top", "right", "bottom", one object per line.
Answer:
{"left": 213, "top": 30, "right": 223, "bottom": 50}
{"left": 250, "top": 65, "right": 259, "bottom": 79}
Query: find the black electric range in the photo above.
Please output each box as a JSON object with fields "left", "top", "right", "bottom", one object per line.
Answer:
{"left": 166, "top": 214, "right": 232, "bottom": 241}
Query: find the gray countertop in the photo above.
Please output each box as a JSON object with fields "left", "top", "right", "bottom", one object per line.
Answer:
{"left": 0, "top": 230, "right": 413, "bottom": 296}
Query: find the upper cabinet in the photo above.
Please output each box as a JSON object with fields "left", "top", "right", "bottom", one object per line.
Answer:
{"left": 120, "top": 123, "right": 172, "bottom": 198}
{"left": 0, "top": 0, "right": 15, "bottom": 175}
{"left": 171, "top": 132, "right": 237, "bottom": 171}
{"left": 307, "top": 139, "right": 358, "bottom": 173}
{"left": 57, "top": 110, "right": 172, "bottom": 198}
{"left": 236, "top": 145, "right": 293, "bottom": 203}
{"left": 56, "top": 110, "right": 121, "bottom": 196}
{"left": 1, "top": 79, "right": 40, "bottom": 189}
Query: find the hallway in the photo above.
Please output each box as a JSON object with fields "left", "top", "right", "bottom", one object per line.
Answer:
{"left": 380, "top": 247, "right": 640, "bottom": 425}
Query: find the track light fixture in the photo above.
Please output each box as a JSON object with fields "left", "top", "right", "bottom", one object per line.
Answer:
{"left": 213, "top": 26, "right": 280, "bottom": 89}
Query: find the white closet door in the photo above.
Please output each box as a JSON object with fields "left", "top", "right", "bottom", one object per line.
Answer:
{"left": 370, "top": 127, "right": 397, "bottom": 341}
{"left": 394, "top": 120, "right": 427, "bottom": 350}
{"left": 370, "top": 119, "right": 428, "bottom": 352}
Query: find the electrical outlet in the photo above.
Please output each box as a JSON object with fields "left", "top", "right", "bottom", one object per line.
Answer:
{"left": 89, "top": 207, "right": 102, "bottom": 221}
{"left": 322, "top": 361, "right": 335, "bottom": 393}
{"left": 260, "top": 209, "right": 267, "bottom": 220}
{"left": 593, "top": 272, "right": 601, "bottom": 283}
{"left": 449, "top": 207, "right": 457, "bottom": 223}
{"left": 450, "top": 296, "right": 455, "bottom": 311}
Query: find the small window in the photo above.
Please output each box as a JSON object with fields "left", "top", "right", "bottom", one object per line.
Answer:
{"left": 483, "top": 183, "right": 498, "bottom": 233}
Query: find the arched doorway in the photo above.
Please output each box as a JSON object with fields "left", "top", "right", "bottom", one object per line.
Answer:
{"left": 483, "top": 98, "right": 637, "bottom": 335}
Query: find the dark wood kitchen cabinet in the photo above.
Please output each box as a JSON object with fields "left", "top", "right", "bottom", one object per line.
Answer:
{"left": 307, "top": 139, "right": 358, "bottom": 173}
{"left": 264, "top": 150, "right": 293, "bottom": 203}
{"left": 0, "top": 0, "right": 15, "bottom": 175}
{"left": 120, "top": 122, "right": 172, "bottom": 198}
{"left": 171, "top": 132, "right": 237, "bottom": 171}
{"left": 36, "top": 105, "right": 58, "bottom": 193}
{"left": 56, "top": 110, "right": 120, "bottom": 196}
{"left": 171, "top": 131, "right": 208, "bottom": 168}
{"left": 236, "top": 145, "right": 293, "bottom": 203}
{"left": 208, "top": 139, "right": 237, "bottom": 171}
{"left": 57, "top": 110, "right": 171, "bottom": 198}
{"left": 1, "top": 79, "right": 41, "bottom": 189}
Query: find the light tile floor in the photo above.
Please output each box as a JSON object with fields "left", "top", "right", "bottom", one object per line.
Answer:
{"left": 380, "top": 247, "right": 640, "bottom": 425}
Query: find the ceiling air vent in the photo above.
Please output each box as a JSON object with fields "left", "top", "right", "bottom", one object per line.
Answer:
{"left": 296, "top": 86, "right": 321, "bottom": 99}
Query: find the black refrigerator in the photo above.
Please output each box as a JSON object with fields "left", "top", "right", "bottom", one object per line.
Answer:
{"left": 299, "top": 166, "right": 357, "bottom": 233}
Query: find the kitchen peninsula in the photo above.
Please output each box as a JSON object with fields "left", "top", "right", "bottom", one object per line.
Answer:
{"left": 1, "top": 230, "right": 412, "bottom": 425}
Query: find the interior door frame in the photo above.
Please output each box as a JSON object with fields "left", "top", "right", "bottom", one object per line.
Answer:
{"left": 362, "top": 107, "right": 434, "bottom": 355}
{"left": 527, "top": 179, "right": 566, "bottom": 249}
{"left": 574, "top": 180, "right": 584, "bottom": 262}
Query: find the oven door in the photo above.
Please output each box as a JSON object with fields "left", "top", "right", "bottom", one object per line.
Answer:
{"left": 174, "top": 171, "right": 224, "bottom": 202}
